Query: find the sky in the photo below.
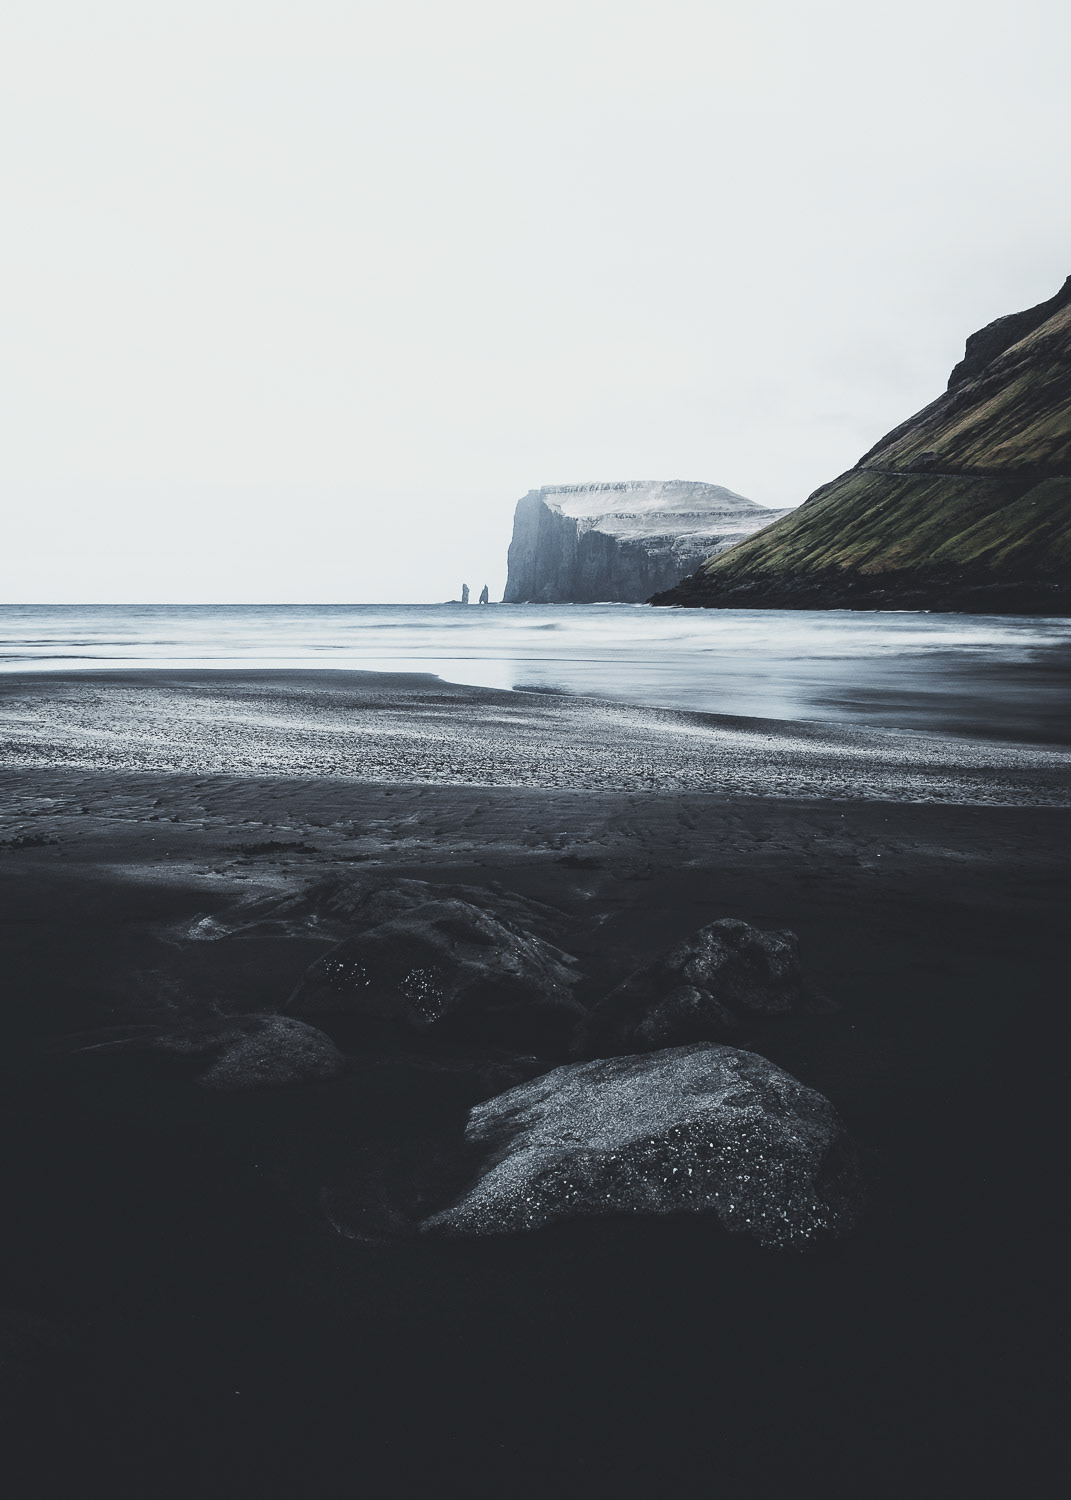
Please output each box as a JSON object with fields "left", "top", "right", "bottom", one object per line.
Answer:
{"left": 1, "top": 0, "right": 1068, "bottom": 603}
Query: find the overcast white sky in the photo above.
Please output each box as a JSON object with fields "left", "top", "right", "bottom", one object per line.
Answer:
{"left": 1, "top": 0, "right": 1068, "bottom": 602}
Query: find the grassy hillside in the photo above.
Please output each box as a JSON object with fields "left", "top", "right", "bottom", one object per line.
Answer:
{"left": 653, "top": 279, "right": 1071, "bottom": 612}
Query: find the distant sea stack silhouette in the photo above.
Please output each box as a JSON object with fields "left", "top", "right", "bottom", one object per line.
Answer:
{"left": 460, "top": 583, "right": 470, "bottom": 605}
{"left": 652, "top": 277, "right": 1071, "bottom": 614}
{"left": 478, "top": 585, "right": 489, "bottom": 604}
{"left": 502, "top": 481, "right": 791, "bottom": 604}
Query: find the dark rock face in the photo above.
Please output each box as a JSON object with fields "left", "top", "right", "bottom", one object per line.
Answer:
{"left": 423, "top": 1044, "right": 862, "bottom": 1249}
{"left": 503, "top": 480, "right": 790, "bottom": 603}
{"left": 288, "top": 889, "right": 582, "bottom": 1050}
{"left": 947, "top": 274, "right": 1071, "bottom": 390}
{"left": 654, "top": 556, "right": 1071, "bottom": 615}
{"left": 653, "top": 277, "right": 1071, "bottom": 613}
{"left": 579, "top": 918, "right": 812, "bottom": 1055}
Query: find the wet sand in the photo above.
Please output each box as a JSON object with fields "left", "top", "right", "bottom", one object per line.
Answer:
{"left": 2, "top": 669, "right": 1070, "bottom": 802}
{"left": 1, "top": 671, "right": 1067, "bottom": 1497}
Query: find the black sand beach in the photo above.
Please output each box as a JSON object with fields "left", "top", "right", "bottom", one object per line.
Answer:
{"left": 2, "top": 672, "right": 1068, "bottom": 1497}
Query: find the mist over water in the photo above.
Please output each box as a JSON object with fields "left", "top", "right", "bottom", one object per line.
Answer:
{"left": 2, "top": 603, "right": 1069, "bottom": 745}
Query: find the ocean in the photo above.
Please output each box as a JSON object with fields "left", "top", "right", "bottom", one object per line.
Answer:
{"left": 2, "top": 602, "right": 1069, "bottom": 744}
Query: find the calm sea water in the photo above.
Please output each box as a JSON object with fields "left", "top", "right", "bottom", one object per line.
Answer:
{"left": 2, "top": 603, "right": 1069, "bottom": 744}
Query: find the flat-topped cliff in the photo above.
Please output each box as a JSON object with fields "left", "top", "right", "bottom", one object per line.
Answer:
{"left": 652, "top": 277, "right": 1071, "bottom": 613}
{"left": 502, "top": 480, "right": 790, "bottom": 603}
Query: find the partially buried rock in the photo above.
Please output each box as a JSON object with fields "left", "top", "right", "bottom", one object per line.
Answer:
{"left": 188, "top": 876, "right": 567, "bottom": 947}
{"left": 423, "top": 1044, "right": 861, "bottom": 1250}
{"left": 579, "top": 917, "right": 814, "bottom": 1055}
{"left": 288, "top": 892, "right": 582, "bottom": 1050}
{"left": 101, "top": 1015, "right": 346, "bottom": 1090}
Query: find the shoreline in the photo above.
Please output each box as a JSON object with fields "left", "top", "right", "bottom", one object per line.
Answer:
{"left": 2, "top": 667, "right": 1069, "bottom": 806}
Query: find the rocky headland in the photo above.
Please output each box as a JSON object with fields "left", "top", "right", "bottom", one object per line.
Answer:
{"left": 652, "top": 276, "right": 1071, "bottom": 612}
{"left": 503, "top": 480, "right": 791, "bottom": 602}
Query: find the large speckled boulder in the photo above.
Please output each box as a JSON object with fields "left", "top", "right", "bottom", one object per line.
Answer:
{"left": 423, "top": 1044, "right": 861, "bottom": 1250}
{"left": 288, "top": 893, "right": 582, "bottom": 1050}
{"left": 579, "top": 918, "right": 814, "bottom": 1055}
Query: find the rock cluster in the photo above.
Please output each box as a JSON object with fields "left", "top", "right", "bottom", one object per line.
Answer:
{"left": 82, "top": 878, "right": 862, "bottom": 1251}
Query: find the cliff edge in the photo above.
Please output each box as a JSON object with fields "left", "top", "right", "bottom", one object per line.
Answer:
{"left": 652, "top": 277, "right": 1071, "bottom": 614}
{"left": 503, "top": 481, "right": 790, "bottom": 604}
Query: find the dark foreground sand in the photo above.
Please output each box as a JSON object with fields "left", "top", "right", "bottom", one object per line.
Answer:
{"left": 1, "top": 672, "right": 1068, "bottom": 1497}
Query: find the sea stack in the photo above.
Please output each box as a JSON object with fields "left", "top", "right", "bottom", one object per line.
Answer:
{"left": 461, "top": 583, "right": 470, "bottom": 605}
{"left": 502, "top": 480, "right": 790, "bottom": 604}
{"left": 478, "top": 585, "right": 489, "bottom": 604}
{"left": 652, "top": 277, "right": 1071, "bottom": 614}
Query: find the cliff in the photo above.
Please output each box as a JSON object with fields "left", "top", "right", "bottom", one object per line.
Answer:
{"left": 651, "top": 277, "right": 1071, "bottom": 614}
{"left": 502, "top": 481, "right": 791, "bottom": 604}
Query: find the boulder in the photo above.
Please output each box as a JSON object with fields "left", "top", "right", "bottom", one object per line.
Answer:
{"left": 423, "top": 1043, "right": 861, "bottom": 1250}
{"left": 186, "top": 876, "right": 567, "bottom": 946}
{"left": 579, "top": 918, "right": 812, "bottom": 1054}
{"left": 310, "top": 877, "right": 568, "bottom": 943}
{"left": 190, "top": 1016, "right": 346, "bottom": 1090}
{"left": 288, "top": 891, "right": 582, "bottom": 1050}
{"left": 88, "top": 1014, "right": 346, "bottom": 1090}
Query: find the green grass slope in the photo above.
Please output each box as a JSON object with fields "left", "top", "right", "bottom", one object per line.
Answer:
{"left": 653, "top": 278, "right": 1071, "bottom": 612}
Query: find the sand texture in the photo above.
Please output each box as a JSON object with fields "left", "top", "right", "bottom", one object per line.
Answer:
{"left": 0, "top": 669, "right": 1067, "bottom": 1497}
